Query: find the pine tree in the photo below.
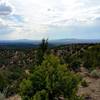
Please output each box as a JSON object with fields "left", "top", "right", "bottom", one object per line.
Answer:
{"left": 36, "top": 39, "right": 49, "bottom": 65}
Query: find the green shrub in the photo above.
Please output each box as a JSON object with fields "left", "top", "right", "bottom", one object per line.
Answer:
{"left": 81, "top": 80, "right": 88, "bottom": 87}
{"left": 69, "top": 60, "right": 81, "bottom": 72}
{"left": 90, "top": 70, "right": 100, "bottom": 78}
{"left": 19, "top": 55, "right": 82, "bottom": 100}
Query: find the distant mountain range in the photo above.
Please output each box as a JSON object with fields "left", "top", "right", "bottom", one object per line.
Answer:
{"left": 49, "top": 39, "right": 100, "bottom": 45}
{"left": 0, "top": 39, "right": 100, "bottom": 48}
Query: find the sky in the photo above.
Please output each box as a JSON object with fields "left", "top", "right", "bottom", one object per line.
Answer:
{"left": 0, "top": 0, "right": 100, "bottom": 40}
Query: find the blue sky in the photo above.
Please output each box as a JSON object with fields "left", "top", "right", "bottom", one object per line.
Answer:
{"left": 0, "top": 0, "right": 100, "bottom": 40}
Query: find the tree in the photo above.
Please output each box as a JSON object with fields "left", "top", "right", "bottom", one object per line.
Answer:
{"left": 36, "top": 39, "right": 49, "bottom": 65}
{"left": 20, "top": 55, "right": 82, "bottom": 100}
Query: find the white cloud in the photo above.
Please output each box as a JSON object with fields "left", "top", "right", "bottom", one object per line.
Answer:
{"left": 4, "top": 26, "right": 48, "bottom": 40}
{"left": 0, "top": 0, "right": 100, "bottom": 39}
{"left": 9, "top": 0, "right": 100, "bottom": 25}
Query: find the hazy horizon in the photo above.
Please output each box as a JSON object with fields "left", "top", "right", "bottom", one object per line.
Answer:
{"left": 0, "top": 38, "right": 100, "bottom": 41}
{"left": 0, "top": 0, "right": 100, "bottom": 40}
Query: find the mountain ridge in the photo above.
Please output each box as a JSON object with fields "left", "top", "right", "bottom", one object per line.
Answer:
{"left": 0, "top": 39, "right": 100, "bottom": 48}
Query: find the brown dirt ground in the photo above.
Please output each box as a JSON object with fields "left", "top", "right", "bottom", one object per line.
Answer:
{"left": 78, "top": 77, "right": 100, "bottom": 100}
{"left": 78, "top": 67, "right": 100, "bottom": 100}
{"left": 6, "top": 95, "right": 21, "bottom": 100}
